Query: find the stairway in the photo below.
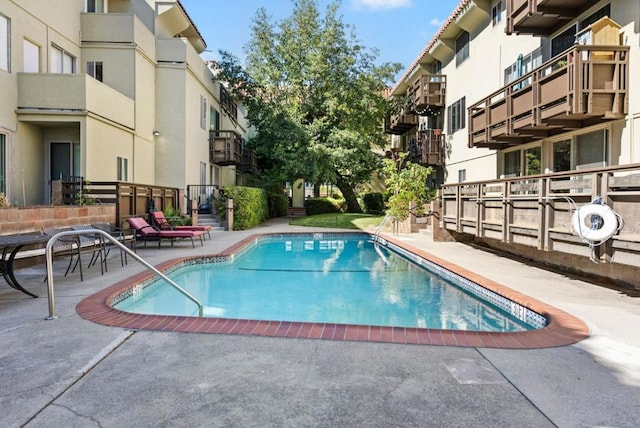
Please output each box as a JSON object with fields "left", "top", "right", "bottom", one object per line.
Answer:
{"left": 196, "top": 213, "right": 225, "bottom": 231}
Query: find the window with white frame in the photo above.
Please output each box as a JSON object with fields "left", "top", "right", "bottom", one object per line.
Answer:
{"left": 200, "top": 162, "right": 206, "bottom": 186}
{"left": 455, "top": 31, "right": 469, "bottom": 66}
{"left": 492, "top": 1, "right": 504, "bottom": 26}
{"left": 87, "top": 61, "right": 103, "bottom": 81}
{"left": 447, "top": 97, "right": 465, "bottom": 134}
{"left": 200, "top": 96, "right": 207, "bottom": 129}
{"left": 504, "top": 47, "right": 542, "bottom": 86}
{"left": 0, "top": 14, "right": 10, "bottom": 72}
{"left": 0, "top": 134, "right": 6, "bottom": 194}
{"left": 552, "top": 129, "right": 608, "bottom": 172}
{"left": 503, "top": 146, "right": 542, "bottom": 177}
{"left": 458, "top": 169, "right": 466, "bottom": 183}
{"left": 51, "top": 45, "right": 75, "bottom": 73}
{"left": 117, "top": 156, "right": 128, "bottom": 181}
{"left": 86, "top": 0, "right": 106, "bottom": 13}
{"left": 23, "top": 39, "right": 40, "bottom": 72}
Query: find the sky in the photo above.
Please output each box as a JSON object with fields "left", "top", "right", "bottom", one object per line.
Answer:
{"left": 179, "top": 0, "right": 461, "bottom": 80}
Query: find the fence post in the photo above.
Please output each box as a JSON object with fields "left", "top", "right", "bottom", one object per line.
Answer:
{"left": 226, "top": 198, "right": 234, "bottom": 231}
{"left": 190, "top": 199, "right": 198, "bottom": 225}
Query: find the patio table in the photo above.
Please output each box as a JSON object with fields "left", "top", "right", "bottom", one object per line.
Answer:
{"left": 0, "top": 233, "right": 50, "bottom": 298}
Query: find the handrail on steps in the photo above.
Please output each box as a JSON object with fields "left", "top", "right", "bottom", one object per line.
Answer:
{"left": 45, "top": 229, "right": 204, "bottom": 320}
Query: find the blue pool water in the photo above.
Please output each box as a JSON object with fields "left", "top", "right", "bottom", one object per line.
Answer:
{"left": 115, "top": 235, "right": 537, "bottom": 332}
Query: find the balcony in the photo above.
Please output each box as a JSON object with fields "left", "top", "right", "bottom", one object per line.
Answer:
{"left": 407, "top": 128, "right": 445, "bottom": 166}
{"left": 468, "top": 44, "right": 628, "bottom": 149}
{"left": 409, "top": 74, "right": 446, "bottom": 116}
{"left": 17, "top": 73, "right": 135, "bottom": 129}
{"left": 238, "top": 146, "right": 258, "bottom": 173}
{"left": 506, "top": 0, "right": 598, "bottom": 35}
{"left": 220, "top": 86, "right": 238, "bottom": 121}
{"left": 386, "top": 106, "right": 419, "bottom": 135}
{"left": 210, "top": 130, "right": 243, "bottom": 165}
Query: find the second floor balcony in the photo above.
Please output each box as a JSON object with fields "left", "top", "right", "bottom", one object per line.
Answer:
{"left": 407, "top": 128, "right": 446, "bottom": 166}
{"left": 210, "top": 130, "right": 243, "bottom": 165}
{"left": 386, "top": 106, "right": 419, "bottom": 135}
{"left": 468, "top": 44, "right": 629, "bottom": 149}
{"left": 17, "top": 73, "right": 135, "bottom": 129}
{"left": 506, "top": 0, "right": 596, "bottom": 35}
{"left": 409, "top": 74, "right": 446, "bottom": 116}
{"left": 238, "top": 146, "right": 258, "bottom": 173}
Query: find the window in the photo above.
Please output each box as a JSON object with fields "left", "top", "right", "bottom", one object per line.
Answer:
{"left": 86, "top": 0, "right": 106, "bottom": 13}
{"left": 553, "top": 140, "right": 571, "bottom": 172}
{"left": 504, "top": 47, "right": 543, "bottom": 86}
{"left": 87, "top": 61, "right": 103, "bottom": 81}
{"left": 0, "top": 134, "right": 6, "bottom": 193}
{"left": 210, "top": 107, "right": 220, "bottom": 131}
{"left": 51, "top": 45, "right": 75, "bottom": 73}
{"left": 458, "top": 169, "right": 466, "bottom": 183}
{"left": 551, "top": 25, "right": 577, "bottom": 57}
{"left": 504, "top": 151, "right": 520, "bottom": 177}
{"left": 503, "top": 146, "right": 541, "bottom": 177}
{"left": 117, "top": 157, "right": 128, "bottom": 181}
{"left": 455, "top": 31, "right": 469, "bottom": 66}
{"left": 200, "top": 162, "right": 206, "bottom": 186}
{"left": 579, "top": 4, "right": 611, "bottom": 31}
{"left": 200, "top": 96, "right": 207, "bottom": 129}
{"left": 576, "top": 129, "right": 607, "bottom": 168}
{"left": 23, "top": 39, "right": 39, "bottom": 72}
{"left": 0, "top": 14, "right": 9, "bottom": 72}
{"left": 492, "top": 1, "right": 504, "bottom": 26}
{"left": 447, "top": 97, "right": 465, "bottom": 134}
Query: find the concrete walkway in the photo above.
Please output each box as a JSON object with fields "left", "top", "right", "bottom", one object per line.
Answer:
{"left": 1, "top": 218, "right": 639, "bottom": 427}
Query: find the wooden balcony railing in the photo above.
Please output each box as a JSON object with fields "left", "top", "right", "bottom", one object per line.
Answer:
{"left": 408, "top": 74, "right": 446, "bottom": 116}
{"left": 386, "top": 106, "right": 419, "bottom": 135}
{"left": 468, "top": 44, "right": 629, "bottom": 149}
{"left": 440, "top": 164, "right": 640, "bottom": 265}
{"left": 239, "top": 146, "right": 258, "bottom": 173}
{"left": 220, "top": 86, "right": 238, "bottom": 121}
{"left": 407, "top": 128, "right": 445, "bottom": 166}
{"left": 506, "top": 0, "right": 595, "bottom": 35}
{"left": 210, "top": 130, "right": 243, "bottom": 165}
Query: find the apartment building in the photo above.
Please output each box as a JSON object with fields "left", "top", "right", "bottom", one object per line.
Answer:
{"left": 388, "top": 0, "right": 639, "bottom": 287}
{"left": 389, "top": 0, "right": 638, "bottom": 182}
{"left": 0, "top": 0, "right": 252, "bottom": 207}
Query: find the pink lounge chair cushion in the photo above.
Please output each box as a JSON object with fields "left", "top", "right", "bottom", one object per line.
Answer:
{"left": 127, "top": 217, "right": 203, "bottom": 238}
{"left": 151, "top": 211, "right": 212, "bottom": 231}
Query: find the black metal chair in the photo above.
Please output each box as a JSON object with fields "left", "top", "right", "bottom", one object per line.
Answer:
{"left": 43, "top": 227, "right": 85, "bottom": 281}
{"left": 91, "top": 222, "right": 137, "bottom": 266}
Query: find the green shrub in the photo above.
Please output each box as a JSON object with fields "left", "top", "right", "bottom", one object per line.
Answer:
{"left": 268, "top": 193, "right": 289, "bottom": 218}
{"left": 305, "top": 197, "right": 344, "bottom": 215}
{"left": 219, "top": 185, "right": 269, "bottom": 230}
{"left": 361, "top": 192, "right": 385, "bottom": 215}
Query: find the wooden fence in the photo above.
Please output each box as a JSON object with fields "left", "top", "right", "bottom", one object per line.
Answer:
{"left": 60, "top": 181, "right": 180, "bottom": 227}
{"left": 440, "top": 164, "right": 640, "bottom": 266}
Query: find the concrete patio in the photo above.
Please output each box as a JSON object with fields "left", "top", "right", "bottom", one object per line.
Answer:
{"left": 1, "top": 218, "right": 639, "bottom": 427}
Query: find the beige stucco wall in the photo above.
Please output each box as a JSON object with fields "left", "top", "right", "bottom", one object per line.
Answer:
{"left": 84, "top": 119, "right": 134, "bottom": 181}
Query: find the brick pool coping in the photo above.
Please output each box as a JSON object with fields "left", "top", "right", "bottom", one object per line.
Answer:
{"left": 76, "top": 233, "right": 590, "bottom": 349}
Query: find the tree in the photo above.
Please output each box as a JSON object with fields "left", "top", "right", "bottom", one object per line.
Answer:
{"left": 382, "top": 153, "right": 433, "bottom": 221}
{"left": 217, "top": 0, "right": 401, "bottom": 212}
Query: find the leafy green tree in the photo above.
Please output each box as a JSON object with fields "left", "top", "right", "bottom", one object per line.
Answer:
{"left": 217, "top": 0, "right": 401, "bottom": 212}
{"left": 382, "top": 153, "right": 433, "bottom": 221}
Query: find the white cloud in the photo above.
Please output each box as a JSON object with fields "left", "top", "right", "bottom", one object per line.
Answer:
{"left": 429, "top": 18, "right": 443, "bottom": 26}
{"left": 351, "top": 0, "right": 412, "bottom": 10}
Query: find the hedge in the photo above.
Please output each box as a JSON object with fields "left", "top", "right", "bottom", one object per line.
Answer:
{"left": 268, "top": 193, "right": 289, "bottom": 218}
{"left": 305, "top": 197, "right": 344, "bottom": 215}
{"left": 220, "top": 185, "right": 269, "bottom": 230}
{"left": 361, "top": 192, "right": 385, "bottom": 215}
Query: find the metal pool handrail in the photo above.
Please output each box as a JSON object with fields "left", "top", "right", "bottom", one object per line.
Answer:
{"left": 45, "top": 229, "right": 204, "bottom": 320}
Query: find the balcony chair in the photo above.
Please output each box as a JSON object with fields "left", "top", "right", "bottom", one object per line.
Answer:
{"left": 126, "top": 217, "right": 204, "bottom": 248}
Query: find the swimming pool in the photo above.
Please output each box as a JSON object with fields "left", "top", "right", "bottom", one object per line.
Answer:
{"left": 113, "top": 233, "right": 544, "bottom": 332}
{"left": 77, "top": 232, "right": 590, "bottom": 348}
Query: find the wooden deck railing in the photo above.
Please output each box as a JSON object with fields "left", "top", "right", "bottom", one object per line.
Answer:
{"left": 61, "top": 181, "right": 180, "bottom": 227}
{"left": 440, "top": 164, "right": 640, "bottom": 263}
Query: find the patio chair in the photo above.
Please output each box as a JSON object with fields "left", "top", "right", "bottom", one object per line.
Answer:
{"left": 150, "top": 211, "right": 212, "bottom": 239}
{"left": 43, "top": 227, "right": 86, "bottom": 281}
{"left": 126, "top": 217, "right": 204, "bottom": 248}
{"left": 91, "top": 222, "right": 137, "bottom": 266}
{"left": 70, "top": 225, "right": 108, "bottom": 275}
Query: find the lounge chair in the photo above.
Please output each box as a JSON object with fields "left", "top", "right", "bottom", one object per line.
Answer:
{"left": 150, "top": 211, "right": 212, "bottom": 239}
{"left": 126, "top": 217, "right": 204, "bottom": 248}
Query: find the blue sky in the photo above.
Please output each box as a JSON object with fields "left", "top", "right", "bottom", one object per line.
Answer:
{"left": 179, "top": 0, "right": 461, "bottom": 79}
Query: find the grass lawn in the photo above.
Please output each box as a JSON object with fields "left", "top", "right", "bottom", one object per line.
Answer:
{"left": 289, "top": 213, "right": 384, "bottom": 230}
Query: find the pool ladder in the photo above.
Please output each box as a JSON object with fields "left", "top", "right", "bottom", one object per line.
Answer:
{"left": 372, "top": 215, "right": 395, "bottom": 267}
{"left": 44, "top": 229, "right": 204, "bottom": 320}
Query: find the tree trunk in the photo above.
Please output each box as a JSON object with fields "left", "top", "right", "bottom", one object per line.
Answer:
{"left": 336, "top": 178, "right": 361, "bottom": 213}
